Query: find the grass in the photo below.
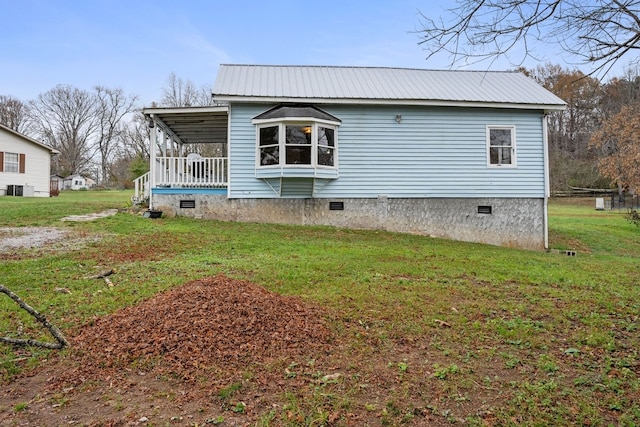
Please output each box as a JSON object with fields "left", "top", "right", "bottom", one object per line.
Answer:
{"left": 1, "top": 192, "right": 639, "bottom": 425}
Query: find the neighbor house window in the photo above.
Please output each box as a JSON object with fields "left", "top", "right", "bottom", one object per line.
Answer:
{"left": 3, "top": 152, "right": 19, "bottom": 173}
{"left": 253, "top": 105, "right": 341, "bottom": 171}
{"left": 487, "top": 126, "right": 516, "bottom": 167}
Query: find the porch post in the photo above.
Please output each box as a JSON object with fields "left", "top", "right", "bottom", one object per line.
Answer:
{"left": 149, "top": 114, "right": 157, "bottom": 210}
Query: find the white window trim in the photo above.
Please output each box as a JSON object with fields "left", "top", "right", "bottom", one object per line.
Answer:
{"left": 254, "top": 120, "right": 339, "bottom": 170}
{"left": 486, "top": 125, "right": 517, "bottom": 168}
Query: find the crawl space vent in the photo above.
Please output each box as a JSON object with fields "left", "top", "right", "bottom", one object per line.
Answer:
{"left": 180, "top": 200, "right": 196, "bottom": 209}
{"left": 477, "top": 205, "right": 492, "bottom": 215}
{"left": 329, "top": 201, "right": 344, "bottom": 210}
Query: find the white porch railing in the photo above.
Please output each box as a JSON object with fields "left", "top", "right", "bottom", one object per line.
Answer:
{"left": 132, "top": 171, "right": 150, "bottom": 205}
{"left": 154, "top": 157, "right": 228, "bottom": 188}
{"left": 132, "top": 157, "right": 228, "bottom": 206}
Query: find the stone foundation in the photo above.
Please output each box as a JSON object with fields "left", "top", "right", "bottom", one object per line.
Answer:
{"left": 153, "top": 194, "right": 545, "bottom": 250}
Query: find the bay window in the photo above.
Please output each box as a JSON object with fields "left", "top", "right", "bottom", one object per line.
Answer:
{"left": 253, "top": 104, "right": 340, "bottom": 173}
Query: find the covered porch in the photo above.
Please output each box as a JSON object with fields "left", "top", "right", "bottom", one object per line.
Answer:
{"left": 134, "top": 106, "right": 229, "bottom": 205}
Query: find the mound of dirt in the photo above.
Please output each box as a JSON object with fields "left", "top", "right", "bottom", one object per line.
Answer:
{"left": 53, "top": 275, "right": 333, "bottom": 389}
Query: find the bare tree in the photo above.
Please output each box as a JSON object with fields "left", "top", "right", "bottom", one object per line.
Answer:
{"left": 418, "top": 0, "right": 640, "bottom": 76}
{"left": 0, "top": 95, "right": 31, "bottom": 134}
{"left": 160, "top": 72, "right": 212, "bottom": 107}
{"left": 29, "top": 85, "right": 98, "bottom": 176}
{"left": 122, "top": 111, "right": 151, "bottom": 161}
{"left": 93, "top": 86, "right": 139, "bottom": 185}
{"left": 110, "top": 111, "right": 152, "bottom": 188}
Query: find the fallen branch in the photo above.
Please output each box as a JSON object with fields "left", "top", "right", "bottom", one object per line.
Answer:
{"left": 0, "top": 284, "right": 69, "bottom": 349}
{"left": 434, "top": 319, "right": 452, "bottom": 328}
{"left": 86, "top": 269, "right": 115, "bottom": 280}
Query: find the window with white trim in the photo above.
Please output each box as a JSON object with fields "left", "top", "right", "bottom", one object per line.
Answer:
{"left": 253, "top": 105, "right": 340, "bottom": 175}
{"left": 3, "top": 152, "right": 19, "bottom": 173}
{"left": 256, "top": 121, "right": 338, "bottom": 168}
{"left": 487, "top": 126, "right": 516, "bottom": 167}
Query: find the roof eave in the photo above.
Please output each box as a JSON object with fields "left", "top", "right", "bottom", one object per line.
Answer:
{"left": 0, "top": 123, "right": 60, "bottom": 154}
{"left": 213, "top": 95, "right": 566, "bottom": 111}
{"left": 142, "top": 105, "right": 228, "bottom": 116}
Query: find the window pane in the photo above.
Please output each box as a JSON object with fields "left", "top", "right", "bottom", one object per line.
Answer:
{"left": 286, "top": 146, "right": 311, "bottom": 164}
{"left": 286, "top": 125, "right": 312, "bottom": 145}
{"left": 259, "top": 126, "right": 279, "bottom": 147}
{"left": 260, "top": 146, "right": 279, "bottom": 165}
{"left": 318, "top": 127, "right": 334, "bottom": 147}
{"left": 490, "top": 147, "right": 511, "bottom": 165}
{"left": 489, "top": 128, "right": 512, "bottom": 147}
{"left": 318, "top": 146, "right": 334, "bottom": 166}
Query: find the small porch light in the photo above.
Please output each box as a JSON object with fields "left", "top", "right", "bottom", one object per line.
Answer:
{"left": 396, "top": 115, "right": 402, "bottom": 123}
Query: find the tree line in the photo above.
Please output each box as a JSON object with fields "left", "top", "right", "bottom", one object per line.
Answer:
{"left": 0, "top": 73, "right": 210, "bottom": 188}
{"left": 526, "top": 63, "right": 640, "bottom": 196}
{"left": 1, "top": 67, "right": 639, "bottom": 194}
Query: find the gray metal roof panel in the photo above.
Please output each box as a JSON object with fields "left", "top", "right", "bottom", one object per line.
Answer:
{"left": 213, "top": 65, "right": 566, "bottom": 108}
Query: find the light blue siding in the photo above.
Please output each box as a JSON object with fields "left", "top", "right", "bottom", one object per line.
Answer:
{"left": 228, "top": 103, "right": 546, "bottom": 199}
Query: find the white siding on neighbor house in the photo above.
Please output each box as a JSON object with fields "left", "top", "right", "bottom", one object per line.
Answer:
{"left": 0, "top": 128, "right": 52, "bottom": 197}
{"left": 228, "top": 103, "right": 547, "bottom": 199}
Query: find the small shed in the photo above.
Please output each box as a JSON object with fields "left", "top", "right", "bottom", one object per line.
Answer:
{"left": 63, "top": 174, "right": 92, "bottom": 190}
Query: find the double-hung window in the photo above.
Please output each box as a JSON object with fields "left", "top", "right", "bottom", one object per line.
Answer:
{"left": 3, "top": 152, "right": 19, "bottom": 173}
{"left": 253, "top": 104, "right": 340, "bottom": 175}
{"left": 259, "top": 126, "right": 280, "bottom": 166}
{"left": 317, "top": 126, "right": 335, "bottom": 166}
{"left": 487, "top": 126, "right": 516, "bottom": 167}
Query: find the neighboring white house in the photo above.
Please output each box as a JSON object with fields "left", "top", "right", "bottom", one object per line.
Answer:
{"left": 0, "top": 123, "right": 59, "bottom": 197}
{"left": 63, "top": 174, "right": 93, "bottom": 190}
{"left": 137, "top": 65, "right": 566, "bottom": 250}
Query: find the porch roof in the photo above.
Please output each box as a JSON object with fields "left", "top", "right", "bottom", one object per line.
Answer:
{"left": 143, "top": 106, "right": 228, "bottom": 145}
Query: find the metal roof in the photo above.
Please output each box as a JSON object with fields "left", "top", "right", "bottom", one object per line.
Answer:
{"left": 143, "top": 106, "right": 228, "bottom": 145}
{"left": 213, "top": 64, "right": 566, "bottom": 110}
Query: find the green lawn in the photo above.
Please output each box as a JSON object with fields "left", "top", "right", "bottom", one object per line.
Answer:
{"left": 1, "top": 191, "right": 638, "bottom": 425}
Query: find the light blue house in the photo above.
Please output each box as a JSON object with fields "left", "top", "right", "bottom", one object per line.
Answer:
{"left": 139, "top": 65, "right": 565, "bottom": 250}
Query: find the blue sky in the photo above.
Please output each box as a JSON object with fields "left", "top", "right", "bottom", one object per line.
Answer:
{"left": 0, "top": 0, "right": 596, "bottom": 106}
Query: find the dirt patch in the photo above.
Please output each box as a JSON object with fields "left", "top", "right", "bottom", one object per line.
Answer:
{"left": 0, "top": 276, "right": 339, "bottom": 426}
{"left": 0, "top": 226, "right": 105, "bottom": 261}
{"left": 0, "top": 227, "right": 70, "bottom": 252}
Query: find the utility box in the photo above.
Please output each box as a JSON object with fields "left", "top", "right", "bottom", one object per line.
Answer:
{"left": 23, "top": 185, "right": 35, "bottom": 197}
{"left": 595, "top": 197, "right": 605, "bottom": 210}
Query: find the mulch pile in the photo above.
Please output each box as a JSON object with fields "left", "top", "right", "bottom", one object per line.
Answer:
{"left": 51, "top": 275, "right": 333, "bottom": 388}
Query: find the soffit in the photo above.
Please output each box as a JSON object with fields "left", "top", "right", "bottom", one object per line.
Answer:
{"left": 143, "top": 106, "right": 229, "bottom": 145}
